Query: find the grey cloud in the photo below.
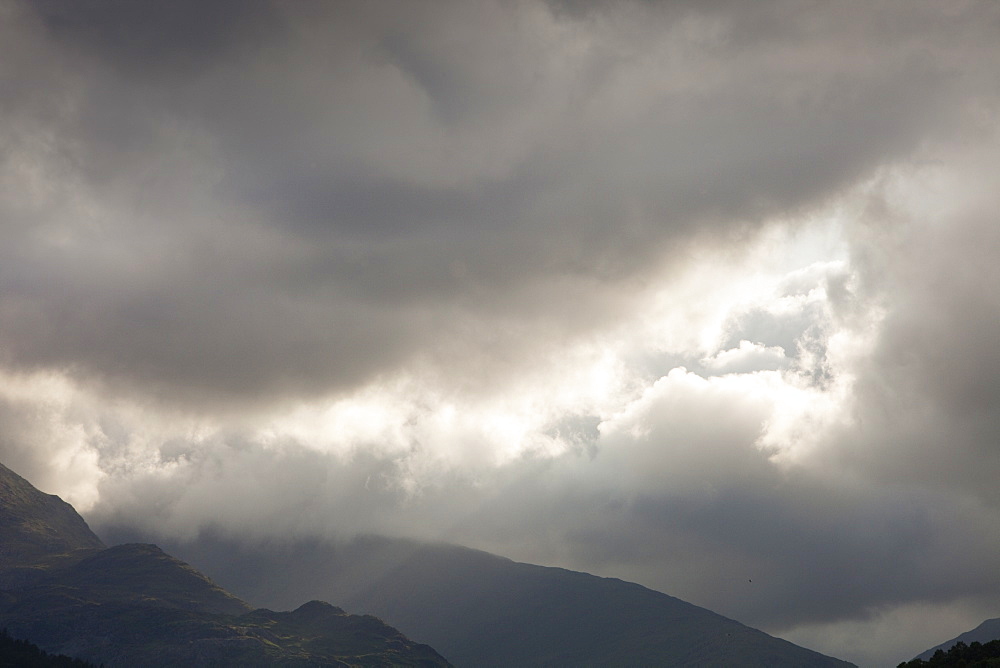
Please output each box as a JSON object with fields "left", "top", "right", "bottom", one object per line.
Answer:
{"left": 4, "top": 1, "right": 997, "bottom": 408}
{"left": 835, "top": 211, "right": 1000, "bottom": 504}
{"left": 6, "top": 4, "right": 1000, "bottom": 665}
{"left": 33, "top": 0, "right": 279, "bottom": 76}
{"left": 79, "top": 397, "right": 1000, "bottom": 632}
{"left": 434, "top": 448, "right": 1000, "bottom": 640}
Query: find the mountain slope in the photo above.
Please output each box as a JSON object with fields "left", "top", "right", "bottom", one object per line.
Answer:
{"left": 132, "top": 532, "right": 856, "bottom": 667}
{"left": 912, "top": 617, "right": 1000, "bottom": 662}
{"left": 0, "top": 462, "right": 451, "bottom": 667}
{"left": 1, "top": 596, "right": 451, "bottom": 667}
{"left": 10, "top": 542, "right": 251, "bottom": 616}
{"left": 0, "top": 462, "right": 104, "bottom": 588}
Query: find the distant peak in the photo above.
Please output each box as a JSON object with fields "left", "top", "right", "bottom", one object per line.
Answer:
{"left": 293, "top": 599, "right": 346, "bottom": 616}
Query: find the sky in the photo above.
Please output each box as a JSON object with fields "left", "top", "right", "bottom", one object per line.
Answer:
{"left": 2, "top": 1, "right": 1000, "bottom": 665}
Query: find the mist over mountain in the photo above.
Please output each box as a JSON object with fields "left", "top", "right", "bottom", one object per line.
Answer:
{"left": 911, "top": 618, "right": 1000, "bottom": 663}
{"left": 4, "top": 457, "right": 860, "bottom": 665}
{"left": 0, "top": 461, "right": 450, "bottom": 667}
{"left": 106, "top": 527, "right": 856, "bottom": 667}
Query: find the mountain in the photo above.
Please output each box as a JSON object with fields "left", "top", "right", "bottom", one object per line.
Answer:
{"left": 126, "top": 531, "right": 857, "bottom": 667}
{"left": 912, "top": 618, "right": 1000, "bottom": 662}
{"left": 2, "top": 590, "right": 450, "bottom": 667}
{"left": 0, "top": 462, "right": 451, "bottom": 667}
{"left": 0, "top": 461, "right": 105, "bottom": 589}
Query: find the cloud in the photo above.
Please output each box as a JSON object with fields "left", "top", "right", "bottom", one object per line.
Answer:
{"left": 783, "top": 600, "right": 1000, "bottom": 668}
{"left": 701, "top": 340, "right": 790, "bottom": 374}
{"left": 4, "top": 2, "right": 1000, "bottom": 665}
{"left": 3, "top": 0, "right": 995, "bottom": 409}
{"left": 0, "top": 370, "right": 105, "bottom": 510}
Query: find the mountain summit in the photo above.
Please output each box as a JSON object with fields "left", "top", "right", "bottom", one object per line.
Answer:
{"left": 0, "top": 461, "right": 451, "bottom": 667}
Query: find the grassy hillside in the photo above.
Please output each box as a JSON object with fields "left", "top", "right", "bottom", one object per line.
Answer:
{"left": 0, "top": 463, "right": 105, "bottom": 589}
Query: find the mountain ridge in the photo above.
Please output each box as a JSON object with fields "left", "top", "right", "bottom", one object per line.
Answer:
{"left": 0, "top": 461, "right": 105, "bottom": 589}
{"left": 3, "top": 458, "right": 857, "bottom": 666}
{"left": 120, "top": 530, "right": 857, "bottom": 667}
{"left": 0, "top": 461, "right": 451, "bottom": 667}
{"left": 912, "top": 617, "right": 1000, "bottom": 663}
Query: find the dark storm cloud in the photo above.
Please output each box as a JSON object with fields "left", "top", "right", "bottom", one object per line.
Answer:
{"left": 3, "top": 0, "right": 996, "bottom": 408}
{"left": 32, "top": 0, "right": 277, "bottom": 75}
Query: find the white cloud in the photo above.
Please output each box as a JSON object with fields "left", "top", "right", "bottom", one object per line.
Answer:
{"left": 701, "top": 340, "right": 790, "bottom": 374}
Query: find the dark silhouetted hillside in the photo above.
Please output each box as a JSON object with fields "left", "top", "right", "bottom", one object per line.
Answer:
{"left": 0, "top": 461, "right": 451, "bottom": 667}
{"left": 911, "top": 618, "right": 1000, "bottom": 664}
{"left": 900, "top": 639, "right": 1000, "bottom": 667}
{"left": 130, "top": 531, "right": 856, "bottom": 667}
